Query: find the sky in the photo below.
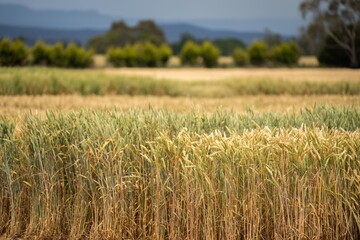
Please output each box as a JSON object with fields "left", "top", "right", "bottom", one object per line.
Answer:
{"left": 0, "top": 0, "right": 303, "bottom": 20}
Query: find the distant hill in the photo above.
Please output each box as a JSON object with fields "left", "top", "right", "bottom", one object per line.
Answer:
{"left": 0, "top": 3, "right": 281, "bottom": 44}
{"left": 0, "top": 24, "right": 105, "bottom": 45}
{"left": 0, "top": 4, "right": 114, "bottom": 30}
{"left": 160, "top": 23, "right": 264, "bottom": 43}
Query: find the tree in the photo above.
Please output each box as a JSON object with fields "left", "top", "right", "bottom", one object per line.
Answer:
{"left": 300, "top": 0, "right": 360, "bottom": 68}
{"left": 269, "top": 42, "right": 300, "bottom": 66}
{"left": 88, "top": 20, "right": 167, "bottom": 53}
{"left": 232, "top": 48, "right": 249, "bottom": 67}
{"left": 0, "top": 38, "right": 28, "bottom": 66}
{"left": 201, "top": 41, "right": 220, "bottom": 68}
{"left": 248, "top": 41, "right": 268, "bottom": 66}
{"left": 179, "top": 41, "right": 201, "bottom": 66}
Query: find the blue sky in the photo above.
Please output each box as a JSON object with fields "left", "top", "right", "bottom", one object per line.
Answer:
{"left": 0, "top": 0, "right": 303, "bottom": 20}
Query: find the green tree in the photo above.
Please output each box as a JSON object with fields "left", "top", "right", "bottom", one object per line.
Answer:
{"left": 49, "top": 42, "right": 68, "bottom": 67}
{"left": 232, "top": 48, "right": 249, "bottom": 67}
{"left": 65, "top": 43, "right": 93, "bottom": 68}
{"left": 179, "top": 41, "right": 201, "bottom": 66}
{"left": 201, "top": 41, "right": 220, "bottom": 68}
{"left": 269, "top": 42, "right": 300, "bottom": 66}
{"left": 139, "top": 42, "right": 159, "bottom": 67}
{"left": 248, "top": 41, "right": 268, "bottom": 66}
{"left": 31, "top": 41, "right": 52, "bottom": 65}
{"left": 0, "top": 38, "right": 28, "bottom": 66}
{"left": 159, "top": 44, "right": 172, "bottom": 66}
{"left": 300, "top": 0, "right": 360, "bottom": 68}
{"left": 107, "top": 48, "right": 125, "bottom": 67}
{"left": 88, "top": 20, "right": 167, "bottom": 53}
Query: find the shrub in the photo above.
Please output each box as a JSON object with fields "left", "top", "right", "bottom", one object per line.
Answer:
{"left": 201, "top": 41, "right": 220, "bottom": 68}
{"left": 32, "top": 41, "right": 52, "bottom": 66}
{"left": 269, "top": 42, "right": 300, "bottom": 66}
{"left": 49, "top": 42, "right": 68, "bottom": 67}
{"left": 107, "top": 48, "right": 125, "bottom": 67}
{"left": 248, "top": 41, "right": 268, "bottom": 66}
{"left": 159, "top": 44, "right": 172, "bottom": 66}
{"left": 0, "top": 38, "right": 28, "bottom": 66}
{"left": 232, "top": 48, "right": 249, "bottom": 66}
{"left": 123, "top": 45, "right": 138, "bottom": 67}
{"left": 65, "top": 43, "right": 93, "bottom": 68}
{"left": 179, "top": 41, "right": 201, "bottom": 66}
{"left": 140, "top": 42, "right": 159, "bottom": 67}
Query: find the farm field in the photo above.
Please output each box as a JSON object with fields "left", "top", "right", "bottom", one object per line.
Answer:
{"left": 1, "top": 95, "right": 360, "bottom": 118}
{"left": 1, "top": 66, "right": 360, "bottom": 239}
{"left": 94, "top": 55, "right": 320, "bottom": 68}
{"left": 1, "top": 107, "right": 360, "bottom": 239}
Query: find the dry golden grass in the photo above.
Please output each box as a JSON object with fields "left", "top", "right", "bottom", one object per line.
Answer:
{"left": 298, "top": 56, "right": 319, "bottom": 66}
{"left": 95, "top": 55, "right": 319, "bottom": 68}
{"left": 104, "top": 67, "right": 360, "bottom": 82}
{"left": 1, "top": 95, "right": 359, "bottom": 118}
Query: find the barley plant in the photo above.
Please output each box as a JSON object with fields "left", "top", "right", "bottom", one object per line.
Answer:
{"left": 0, "top": 107, "right": 359, "bottom": 239}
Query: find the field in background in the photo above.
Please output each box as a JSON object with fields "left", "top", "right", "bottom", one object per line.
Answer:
{"left": 104, "top": 67, "right": 360, "bottom": 82}
{"left": 1, "top": 67, "right": 360, "bottom": 97}
{"left": 94, "top": 55, "right": 320, "bottom": 68}
{"left": 1, "top": 95, "right": 360, "bottom": 118}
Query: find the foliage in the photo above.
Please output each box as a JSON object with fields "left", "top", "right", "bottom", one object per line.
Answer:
{"left": 0, "top": 38, "right": 28, "bottom": 66}
{"left": 46, "top": 42, "right": 93, "bottom": 68}
{"left": 88, "top": 20, "right": 167, "bottom": 53}
{"left": 123, "top": 45, "right": 138, "bottom": 67}
{"left": 107, "top": 42, "right": 171, "bottom": 68}
{"left": 269, "top": 42, "right": 300, "bottom": 65}
{"left": 179, "top": 41, "right": 201, "bottom": 66}
{"left": 248, "top": 41, "right": 268, "bottom": 66}
{"left": 300, "top": 0, "right": 360, "bottom": 68}
{"left": 232, "top": 48, "right": 249, "bottom": 66}
{"left": 139, "top": 42, "right": 159, "bottom": 67}
{"left": 317, "top": 26, "right": 360, "bottom": 67}
{"left": 64, "top": 43, "right": 93, "bottom": 68}
{"left": 200, "top": 41, "right": 220, "bottom": 68}
{"left": 158, "top": 44, "right": 172, "bottom": 66}
{"left": 31, "top": 41, "right": 52, "bottom": 66}
{"left": 48, "top": 42, "right": 68, "bottom": 67}
{"left": 171, "top": 34, "right": 246, "bottom": 56}
{"left": 212, "top": 38, "right": 246, "bottom": 56}
{"left": 107, "top": 48, "right": 125, "bottom": 67}
{"left": 0, "top": 107, "right": 359, "bottom": 239}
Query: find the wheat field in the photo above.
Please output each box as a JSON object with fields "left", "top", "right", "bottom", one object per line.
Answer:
{"left": 1, "top": 108, "right": 359, "bottom": 239}
{"left": 0, "top": 66, "right": 360, "bottom": 239}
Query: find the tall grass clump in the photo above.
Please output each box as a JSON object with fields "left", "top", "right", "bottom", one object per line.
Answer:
{"left": 0, "top": 107, "right": 359, "bottom": 239}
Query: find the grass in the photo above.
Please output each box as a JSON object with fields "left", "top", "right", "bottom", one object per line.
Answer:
{"left": 1, "top": 67, "right": 360, "bottom": 96}
{"left": 1, "top": 95, "right": 360, "bottom": 118}
{"left": 1, "top": 106, "right": 359, "bottom": 239}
